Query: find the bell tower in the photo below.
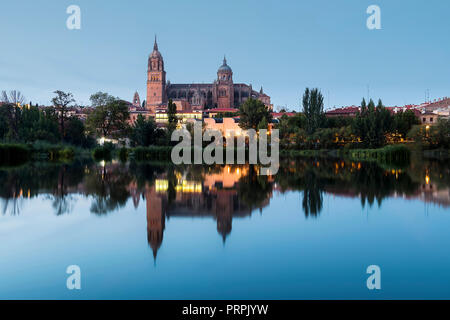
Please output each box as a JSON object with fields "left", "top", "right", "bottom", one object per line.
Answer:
{"left": 146, "top": 36, "right": 166, "bottom": 113}
{"left": 216, "top": 56, "right": 234, "bottom": 108}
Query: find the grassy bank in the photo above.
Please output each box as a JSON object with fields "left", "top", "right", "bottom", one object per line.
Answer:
{"left": 2, "top": 142, "right": 445, "bottom": 167}
{"left": 280, "top": 145, "right": 411, "bottom": 166}
{"left": 344, "top": 145, "right": 411, "bottom": 163}
{"left": 131, "top": 146, "right": 173, "bottom": 161}
{"left": 0, "top": 142, "right": 84, "bottom": 166}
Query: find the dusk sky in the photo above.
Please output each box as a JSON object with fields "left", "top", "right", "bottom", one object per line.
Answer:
{"left": 1, "top": 0, "right": 449, "bottom": 110}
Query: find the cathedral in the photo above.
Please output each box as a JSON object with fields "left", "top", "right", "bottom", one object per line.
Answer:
{"left": 145, "top": 37, "right": 271, "bottom": 113}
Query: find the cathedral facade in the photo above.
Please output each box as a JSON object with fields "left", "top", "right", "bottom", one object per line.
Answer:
{"left": 145, "top": 38, "right": 271, "bottom": 113}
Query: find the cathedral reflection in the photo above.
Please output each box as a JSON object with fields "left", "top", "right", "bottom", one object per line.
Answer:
{"left": 133, "top": 165, "right": 271, "bottom": 259}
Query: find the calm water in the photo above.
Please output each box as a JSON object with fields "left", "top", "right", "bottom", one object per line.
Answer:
{"left": 0, "top": 158, "right": 449, "bottom": 299}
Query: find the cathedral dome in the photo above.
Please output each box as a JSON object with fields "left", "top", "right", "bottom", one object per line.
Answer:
{"left": 218, "top": 56, "right": 232, "bottom": 73}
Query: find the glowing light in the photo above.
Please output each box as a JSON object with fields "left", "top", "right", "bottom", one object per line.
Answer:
{"left": 425, "top": 175, "right": 430, "bottom": 185}
{"left": 155, "top": 179, "right": 169, "bottom": 192}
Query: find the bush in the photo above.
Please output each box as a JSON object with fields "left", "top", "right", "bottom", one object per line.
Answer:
{"left": 30, "top": 141, "right": 75, "bottom": 161}
{"left": 0, "top": 144, "right": 30, "bottom": 166}
{"left": 132, "top": 146, "right": 173, "bottom": 161}
{"left": 58, "top": 147, "right": 75, "bottom": 160}
{"left": 348, "top": 145, "right": 410, "bottom": 166}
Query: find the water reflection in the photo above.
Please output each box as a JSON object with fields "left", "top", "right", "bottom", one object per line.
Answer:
{"left": 0, "top": 158, "right": 449, "bottom": 259}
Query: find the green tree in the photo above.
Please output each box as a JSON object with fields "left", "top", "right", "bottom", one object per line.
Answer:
{"left": 393, "top": 110, "right": 420, "bottom": 137}
{"left": 52, "top": 90, "right": 75, "bottom": 141}
{"left": 89, "top": 92, "right": 115, "bottom": 107}
{"left": 0, "top": 103, "right": 22, "bottom": 140}
{"left": 86, "top": 96, "right": 130, "bottom": 139}
{"left": 302, "top": 88, "right": 324, "bottom": 134}
{"left": 35, "top": 108, "right": 61, "bottom": 143}
{"left": 167, "top": 98, "right": 178, "bottom": 133}
{"left": 257, "top": 117, "right": 269, "bottom": 131}
{"left": 238, "top": 98, "right": 272, "bottom": 130}
{"left": 352, "top": 98, "right": 393, "bottom": 147}
{"left": 408, "top": 118, "right": 450, "bottom": 148}
{"left": 131, "top": 114, "right": 158, "bottom": 146}
{"left": 65, "top": 117, "right": 89, "bottom": 146}
{"left": 18, "top": 105, "right": 40, "bottom": 142}
{"left": 0, "top": 109, "right": 8, "bottom": 140}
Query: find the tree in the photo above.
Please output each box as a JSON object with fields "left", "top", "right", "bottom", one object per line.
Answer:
{"left": 238, "top": 98, "right": 272, "bottom": 130}
{"left": 65, "top": 117, "right": 88, "bottom": 146}
{"left": 393, "top": 110, "right": 420, "bottom": 137}
{"left": 52, "top": 90, "right": 75, "bottom": 141}
{"left": 0, "top": 106, "right": 10, "bottom": 140}
{"left": 35, "top": 108, "right": 61, "bottom": 143}
{"left": 1, "top": 90, "right": 26, "bottom": 105}
{"left": 167, "top": 98, "right": 178, "bottom": 133}
{"left": 86, "top": 97, "right": 130, "bottom": 139}
{"left": 90, "top": 91, "right": 115, "bottom": 108}
{"left": 408, "top": 118, "right": 450, "bottom": 148}
{"left": 0, "top": 103, "right": 21, "bottom": 140}
{"left": 131, "top": 114, "right": 158, "bottom": 146}
{"left": 257, "top": 117, "right": 269, "bottom": 131}
{"left": 302, "top": 88, "right": 324, "bottom": 134}
{"left": 352, "top": 98, "right": 393, "bottom": 147}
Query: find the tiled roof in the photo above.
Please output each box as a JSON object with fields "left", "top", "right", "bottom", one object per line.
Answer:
{"left": 204, "top": 108, "right": 238, "bottom": 113}
{"left": 325, "top": 106, "right": 360, "bottom": 114}
{"left": 271, "top": 112, "right": 296, "bottom": 117}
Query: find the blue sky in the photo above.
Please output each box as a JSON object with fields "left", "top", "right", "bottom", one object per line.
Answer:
{"left": 0, "top": 0, "right": 449, "bottom": 110}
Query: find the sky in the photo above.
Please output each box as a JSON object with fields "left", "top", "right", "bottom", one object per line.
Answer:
{"left": 0, "top": 0, "right": 449, "bottom": 110}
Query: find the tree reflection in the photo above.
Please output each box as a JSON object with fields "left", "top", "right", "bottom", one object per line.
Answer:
{"left": 237, "top": 165, "right": 272, "bottom": 212}
{"left": 302, "top": 169, "right": 323, "bottom": 217}
{"left": 84, "top": 163, "right": 133, "bottom": 215}
{"left": 0, "top": 157, "right": 448, "bottom": 219}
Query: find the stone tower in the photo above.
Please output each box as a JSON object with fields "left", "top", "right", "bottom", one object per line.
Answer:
{"left": 146, "top": 36, "right": 166, "bottom": 112}
{"left": 216, "top": 56, "right": 234, "bottom": 108}
{"left": 132, "top": 91, "right": 141, "bottom": 108}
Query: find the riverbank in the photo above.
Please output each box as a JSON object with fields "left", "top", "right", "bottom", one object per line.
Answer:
{"left": 0, "top": 142, "right": 90, "bottom": 166}
{"left": 281, "top": 145, "right": 449, "bottom": 161}
{"left": 1, "top": 142, "right": 448, "bottom": 167}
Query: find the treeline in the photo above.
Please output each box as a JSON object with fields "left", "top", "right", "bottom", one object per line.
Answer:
{"left": 0, "top": 90, "right": 178, "bottom": 149}
{"left": 276, "top": 89, "right": 450, "bottom": 150}
{"left": 0, "top": 91, "right": 94, "bottom": 147}
{"left": 85, "top": 92, "right": 177, "bottom": 147}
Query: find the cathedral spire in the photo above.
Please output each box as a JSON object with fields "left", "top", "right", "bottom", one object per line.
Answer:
{"left": 223, "top": 55, "right": 227, "bottom": 65}
{"left": 153, "top": 35, "right": 158, "bottom": 51}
